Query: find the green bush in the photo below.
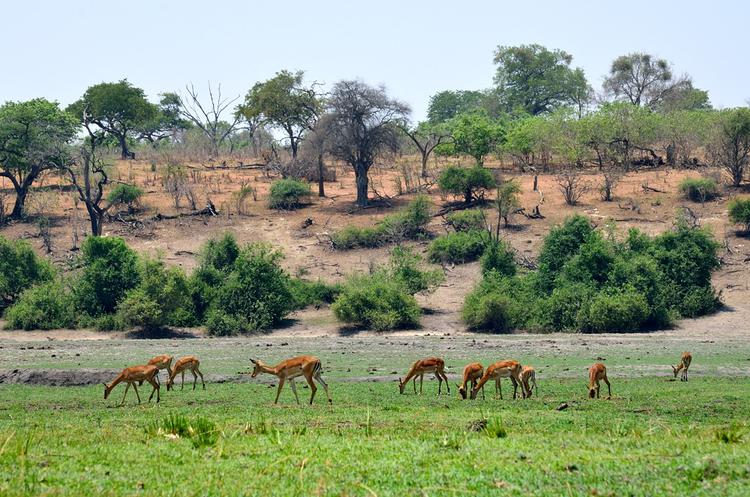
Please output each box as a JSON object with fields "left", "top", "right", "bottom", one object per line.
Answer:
{"left": 331, "top": 196, "right": 432, "bottom": 250}
{"left": 677, "top": 286, "right": 720, "bottom": 318}
{"left": 428, "top": 230, "right": 487, "bottom": 264}
{"left": 288, "top": 278, "right": 342, "bottom": 309}
{"left": 389, "top": 246, "right": 444, "bottom": 294}
{"left": 200, "top": 233, "right": 240, "bottom": 272}
{"left": 211, "top": 243, "right": 293, "bottom": 332}
{"left": 539, "top": 283, "right": 595, "bottom": 331}
{"left": 74, "top": 236, "right": 140, "bottom": 316}
{"left": 117, "top": 258, "right": 195, "bottom": 331}
{"left": 536, "top": 215, "right": 594, "bottom": 293}
{"left": 205, "top": 308, "right": 249, "bottom": 336}
{"left": 728, "top": 197, "right": 750, "bottom": 231}
{"left": 445, "top": 209, "right": 486, "bottom": 232}
{"left": 268, "top": 178, "right": 311, "bottom": 209}
{"left": 480, "top": 239, "right": 516, "bottom": 276}
{"left": 4, "top": 281, "right": 75, "bottom": 330}
{"left": 332, "top": 273, "right": 421, "bottom": 331}
{"left": 462, "top": 292, "right": 514, "bottom": 333}
{"left": 0, "top": 236, "right": 54, "bottom": 307}
{"left": 438, "top": 165, "right": 496, "bottom": 203}
{"left": 679, "top": 177, "right": 719, "bottom": 202}
{"left": 107, "top": 183, "right": 143, "bottom": 210}
{"left": 580, "top": 291, "right": 650, "bottom": 333}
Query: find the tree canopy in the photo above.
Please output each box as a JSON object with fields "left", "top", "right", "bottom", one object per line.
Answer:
{"left": 427, "top": 90, "right": 486, "bottom": 124}
{"left": 493, "top": 44, "right": 590, "bottom": 115}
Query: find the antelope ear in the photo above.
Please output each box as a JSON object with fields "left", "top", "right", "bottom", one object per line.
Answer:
{"left": 250, "top": 358, "right": 258, "bottom": 364}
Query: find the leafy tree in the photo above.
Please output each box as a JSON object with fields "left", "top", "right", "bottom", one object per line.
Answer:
{"left": 4, "top": 280, "right": 76, "bottom": 330}
{"left": 107, "top": 184, "right": 143, "bottom": 213}
{"left": 441, "top": 111, "right": 505, "bottom": 165}
{"left": 75, "top": 236, "right": 140, "bottom": 316}
{"left": 138, "top": 92, "right": 192, "bottom": 144}
{"left": 0, "top": 99, "right": 78, "bottom": 219}
{"left": 728, "top": 197, "right": 750, "bottom": 232}
{"left": 493, "top": 44, "right": 590, "bottom": 115}
{"left": 654, "top": 82, "right": 711, "bottom": 113}
{"left": 238, "top": 70, "right": 321, "bottom": 159}
{"left": 427, "top": 90, "right": 485, "bottom": 123}
{"left": 603, "top": 53, "right": 692, "bottom": 109}
{"left": 708, "top": 108, "right": 750, "bottom": 186}
{"left": 438, "top": 164, "right": 496, "bottom": 203}
{"left": 494, "top": 180, "right": 521, "bottom": 226}
{"left": 322, "top": 80, "right": 410, "bottom": 206}
{"left": 67, "top": 80, "right": 158, "bottom": 159}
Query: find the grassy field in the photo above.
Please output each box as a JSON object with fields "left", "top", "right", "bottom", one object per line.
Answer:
{"left": 1, "top": 333, "right": 750, "bottom": 496}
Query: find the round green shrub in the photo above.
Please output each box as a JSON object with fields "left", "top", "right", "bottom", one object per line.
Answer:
{"left": 462, "top": 292, "right": 513, "bottom": 333}
{"left": 581, "top": 291, "right": 650, "bottom": 332}
{"left": 445, "top": 209, "right": 485, "bottom": 232}
{"left": 268, "top": 178, "right": 311, "bottom": 209}
{"left": 438, "top": 165, "right": 496, "bottom": 203}
{"left": 679, "top": 177, "right": 719, "bottom": 202}
{"left": 728, "top": 197, "right": 750, "bottom": 231}
{"left": 4, "top": 281, "right": 75, "bottom": 330}
{"left": 480, "top": 239, "right": 516, "bottom": 277}
{"left": 332, "top": 273, "right": 421, "bottom": 331}
{"left": 428, "top": 230, "right": 487, "bottom": 264}
{"left": 205, "top": 308, "right": 249, "bottom": 336}
{"left": 0, "top": 236, "right": 54, "bottom": 306}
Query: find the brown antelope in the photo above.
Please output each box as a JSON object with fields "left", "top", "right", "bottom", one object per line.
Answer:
{"left": 672, "top": 352, "right": 692, "bottom": 381}
{"left": 167, "top": 356, "right": 205, "bottom": 391}
{"left": 520, "top": 365, "right": 538, "bottom": 398}
{"left": 588, "top": 363, "right": 611, "bottom": 399}
{"left": 103, "top": 365, "right": 160, "bottom": 406}
{"left": 139, "top": 354, "right": 173, "bottom": 386}
{"left": 470, "top": 360, "right": 522, "bottom": 400}
{"left": 250, "top": 356, "right": 331, "bottom": 405}
{"left": 457, "top": 362, "right": 484, "bottom": 400}
{"left": 398, "top": 357, "right": 450, "bottom": 395}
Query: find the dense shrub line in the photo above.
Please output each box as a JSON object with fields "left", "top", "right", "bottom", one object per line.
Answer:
{"left": 1, "top": 233, "right": 339, "bottom": 335}
{"left": 463, "top": 215, "right": 721, "bottom": 333}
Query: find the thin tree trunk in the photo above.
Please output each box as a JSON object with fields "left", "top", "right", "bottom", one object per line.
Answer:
{"left": 118, "top": 134, "right": 130, "bottom": 160}
{"left": 10, "top": 187, "right": 27, "bottom": 219}
{"left": 317, "top": 153, "right": 325, "bottom": 197}
{"left": 420, "top": 153, "right": 429, "bottom": 179}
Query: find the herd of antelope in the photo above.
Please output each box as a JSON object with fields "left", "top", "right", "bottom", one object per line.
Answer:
{"left": 102, "top": 351, "right": 693, "bottom": 406}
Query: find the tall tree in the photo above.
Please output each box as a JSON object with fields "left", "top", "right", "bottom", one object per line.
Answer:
{"left": 67, "top": 80, "right": 158, "bottom": 159}
{"left": 322, "top": 80, "right": 410, "bottom": 207}
{"left": 174, "top": 82, "right": 241, "bottom": 159}
{"left": 238, "top": 70, "right": 321, "bottom": 159}
{"left": 399, "top": 121, "right": 452, "bottom": 178}
{"left": 493, "top": 44, "right": 590, "bottom": 115}
{"left": 0, "top": 99, "right": 78, "bottom": 219}
{"left": 426, "top": 90, "right": 485, "bottom": 124}
{"left": 440, "top": 111, "right": 505, "bottom": 166}
{"left": 603, "top": 53, "right": 693, "bottom": 109}
{"left": 138, "top": 93, "right": 192, "bottom": 144}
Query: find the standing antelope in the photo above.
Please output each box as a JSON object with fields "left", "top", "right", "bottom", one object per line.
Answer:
{"left": 470, "top": 360, "right": 522, "bottom": 400}
{"left": 167, "top": 356, "right": 205, "bottom": 391}
{"left": 457, "top": 362, "right": 484, "bottom": 400}
{"left": 103, "top": 365, "right": 160, "bottom": 406}
{"left": 588, "top": 363, "right": 611, "bottom": 399}
{"left": 672, "top": 352, "right": 692, "bottom": 381}
{"left": 139, "top": 354, "right": 173, "bottom": 386}
{"left": 520, "top": 365, "right": 538, "bottom": 398}
{"left": 398, "top": 357, "right": 450, "bottom": 395}
{"left": 250, "top": 356, "right": 331, "bottom": 405}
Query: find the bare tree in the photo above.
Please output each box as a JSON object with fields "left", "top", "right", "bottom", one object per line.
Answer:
{"left": 176, "top": 83, "right": 241, "bottom": 159}
{"left": 557, "top": 170, "right": 590, "bottom": 206}
{"left": 322, "top": 80, "right": 410, "bottom": 207}
{"left": 399, "top": 122, "right": 452, "bottom": 178}
{"left": 600, "top": 167, "right": 624, "bottom": 201}
{"left": 603, "top": 53, "right": 691, "bottom": 109}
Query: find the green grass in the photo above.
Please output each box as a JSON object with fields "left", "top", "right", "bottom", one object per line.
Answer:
{"left": 1, "top": 334, "right": 749, "bottom": 496}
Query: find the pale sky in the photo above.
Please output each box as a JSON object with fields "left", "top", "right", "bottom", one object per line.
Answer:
{"left": 2, "top": 0, "right": 748, "bottom": 121}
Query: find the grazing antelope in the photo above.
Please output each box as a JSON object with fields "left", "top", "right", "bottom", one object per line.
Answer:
{"left": 398, "top": 357, "right": 450, "bottom": 395}
{"left": 672, "top": 352, "right": 692, "bottom": 382}
{"left": 103, "top": 365, "right": 160, "bottom": 406}
{"left": 167, "top": 356, "right": 205, "bottom": 391}
{"left": 250, "top": 356, "right": 331, "bottom": 405}
{"left": 470, "top": 360, "right": 522, "bottom": 400}
{"left": 457, "top": 362, "right": 484, "bottom": 400}
{"left": 588, "top": 363, "right": 611, "bottom": 399}
{"left": 520, "top": 365, "right": 538, "bottom": 398}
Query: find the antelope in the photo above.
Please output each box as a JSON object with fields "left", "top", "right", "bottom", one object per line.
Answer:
{"left": 520, "top": 365, "right": 538, "bottom": 398}
{"left": 457, "top": 362, "right": 484, "bottom": 400}
{"left": 250, "top": 356, "right": 331, "bottom": 405}
{"left": 103, "top": 365, "right": 160, "bottom": 406}
{"left": 588, "top": 363, "right": 611, "bottom": 399}
{"left": 166, "top": 356, "right": 205, "bottom": 391}
{"left": 138, "top": 354, "right": 173, "bottom": 386}
{"left": 398, "top": 357, "right": 450, "bottom": 395}
{"left": 470, "top": 360, "right": 522, "bottom": 400}
{"left": 672, "top": 351, "right": 692, "bottom": 381}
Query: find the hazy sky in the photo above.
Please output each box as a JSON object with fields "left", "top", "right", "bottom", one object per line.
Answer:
{"left": 3, "top": 0, "right": 748, "bottom": 121}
